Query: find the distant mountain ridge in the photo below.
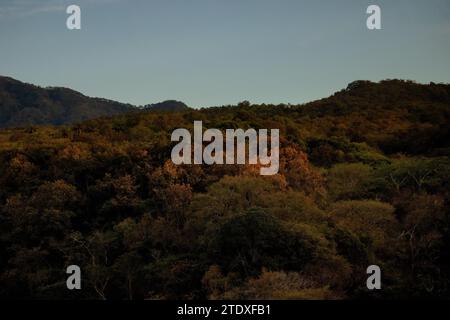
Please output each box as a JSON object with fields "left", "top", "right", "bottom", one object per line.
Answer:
{"left": 144, "top": 100, "right": 190, "bottom": 112}
{"left": 0, "top": 76, "right": 136, "bottom": 128}
{"left": 1, "top": 76, "right": 449, "bottom": 129}
{"left": 0, "top": 76, "right": 190, "bottom": 128}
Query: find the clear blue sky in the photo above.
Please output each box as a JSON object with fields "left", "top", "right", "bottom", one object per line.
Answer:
{"left": 1, "top": 0, "right": 449, "bottom": 107}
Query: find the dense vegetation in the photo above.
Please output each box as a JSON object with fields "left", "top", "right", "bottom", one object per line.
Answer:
{"left": 144, "top": 100, "right": 190, "bottom": 113}
{"left": 0, "top": 76, "right": 190, "bottom": 128}
{"left": 0, "top": 79, "right": 449, "bottom": 299}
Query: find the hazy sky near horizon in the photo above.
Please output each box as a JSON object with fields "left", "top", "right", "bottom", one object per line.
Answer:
{"left": 1, "top": 0, "right": 450, "bottom": 107}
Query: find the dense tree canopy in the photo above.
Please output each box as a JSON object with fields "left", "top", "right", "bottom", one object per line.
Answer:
{"left": 0, "top": 79, "right": 449, "bottom": 299}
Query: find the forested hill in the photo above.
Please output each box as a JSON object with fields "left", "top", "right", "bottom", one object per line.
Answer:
{"left": 0, "top": 79, "right": 450, "bottom": 300}
{"left": 291, "top": 79, "right": 450, "bottom": 157}
{"left": 1, "top": 75, "right": 449, "bottom": 134}
{"left": 144, "top": 100, "right": 190, "bottom": 112}
{"left": 192, "top": 79, "right": 450, "bottom": 158}
{"left": 0, "top": 76, "right": 136, "bottom": 128}
{"left": 301, "top": 79, "right": 450, "bottom": 116}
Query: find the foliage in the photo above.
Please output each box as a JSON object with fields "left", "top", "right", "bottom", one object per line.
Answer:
{"left": 0, "top": 79, "right": 449, "bottom": 299}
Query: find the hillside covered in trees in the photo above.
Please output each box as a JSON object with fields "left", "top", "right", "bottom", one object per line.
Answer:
{"left": 0, "top": 76, "right": 191, "bottom": 128}
{"left": 0, "top": 76, "right": 135, "bottom": 128}
{"left": 144, "top": 100, "right": 191, "bottom": 113}
{"left": 0, "top": 79, "right": 449, "bottom": 299}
